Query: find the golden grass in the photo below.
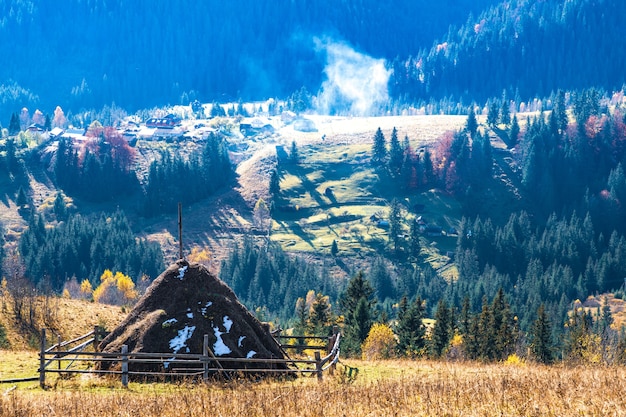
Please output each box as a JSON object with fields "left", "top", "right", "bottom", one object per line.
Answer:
{"left": 2, "top": 360, "right": 626, "bottom": 416}
{"left": 0, "top": 294, "right": 126, "bottom": 351}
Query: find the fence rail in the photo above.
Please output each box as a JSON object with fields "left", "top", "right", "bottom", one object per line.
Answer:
{"left": 37, "top": 327, "right": 341, "bottom": 388}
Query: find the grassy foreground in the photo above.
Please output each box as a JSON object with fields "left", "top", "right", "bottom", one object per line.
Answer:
{"left": 1, "top": 359, "right": 626, "bottom": 416}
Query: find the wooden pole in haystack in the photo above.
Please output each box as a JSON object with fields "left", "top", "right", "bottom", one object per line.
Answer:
{"left": 178, "top": 202, "right": 183, "bottom": 260}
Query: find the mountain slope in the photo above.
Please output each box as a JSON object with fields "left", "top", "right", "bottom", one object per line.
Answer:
{"left": 0, "top": 0, "right": 500, "bottom": 116}
{"left": 391, "top": 0, "right": 626, "bottom": 102}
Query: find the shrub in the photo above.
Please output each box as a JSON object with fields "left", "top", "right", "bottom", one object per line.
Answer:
{"left": 361, "top": 323, "right": 397, "bottom": 360}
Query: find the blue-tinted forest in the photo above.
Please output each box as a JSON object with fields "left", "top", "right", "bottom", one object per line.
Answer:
{"left": 0, "top": 0, "right": 499, "bottom": 116}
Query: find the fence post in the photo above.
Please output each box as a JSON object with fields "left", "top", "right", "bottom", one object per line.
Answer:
{"left": 121, "top": 345, "right": 128, "bottom": 388}
{"left": 39, "top": 328, "right": 46, "bottom": 389}
{"left": 93, "top": 325, "right": 99, "bottom": 352}
{"left": 203, "top": 334, "right": 209, "bottom": 382}
{"left": 314, "top": 351, "right": 323, "bottom": 381}
{"left": 57, "top": 334, "right": 62, "bottom": 370}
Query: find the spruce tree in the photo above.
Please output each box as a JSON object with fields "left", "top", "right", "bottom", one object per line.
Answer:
{"left": 307, "top": 293, "right": 333, "bottom": 335}
{"left": 8, "top": 113, "right": 20, "bottom": 136}
{"left": 372, "top": 127, "right": 387, "bottom": 165}
{"left": 509, "top": 114, "right": 520, "bottom": 147}
{"left": 388, "top": 199, "right": 402, "bottom": 253}
{"left": 465, "top": 107, "right": 478, "bottom": 138}
{"left": 269, "top": 169, "right": 280, "bottom": 198}
{"left": 487, "top": 100, "right": 499, "bottom": 127}
{"left": 409, "top": 217, "right": 420, "bottom": 260}
{"left": 499, "top": 91, "right": 511, "bottom": 126}
{"left": 530, "top": 304, "right": 554, "bottom": 364}
{"left": 429, "top": 299, "right": 452, "bottom": 358}
{"left": 340, "top": 271, "right": 377, "bottom": 357}
{"left": 389, "top": 127, "right": 403, "bottom": 175}
{"left": 395, "top": 296, "right": 426, "bottom": 357}
{"left": 53, "top": 192, "right": 68, "bottom": 221}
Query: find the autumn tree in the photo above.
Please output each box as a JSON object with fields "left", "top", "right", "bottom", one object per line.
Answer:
{"left": 92, "top": 270, "right": 138, "bottom": 306}
{"left": 53, "top": 106, "right": 68, "bottom": 128}
{"left": 362, "top": 323, "right": 397, "bottom": 360}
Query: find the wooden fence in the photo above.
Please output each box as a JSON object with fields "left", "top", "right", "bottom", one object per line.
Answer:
{"left": 37, "top": 327, "right": 341, "bottom": 388}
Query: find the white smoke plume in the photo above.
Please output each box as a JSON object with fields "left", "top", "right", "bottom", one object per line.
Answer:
{"left": 314, "top": 37, "right": 392, "bottom": 116}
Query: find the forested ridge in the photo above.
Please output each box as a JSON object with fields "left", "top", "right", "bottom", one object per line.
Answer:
{"left": 0, "top": 0, "right": 498, "bottom": 117}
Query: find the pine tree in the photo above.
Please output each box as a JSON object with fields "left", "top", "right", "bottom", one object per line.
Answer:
{"left": 15, "top": 185, "right": 28, "bottom": 208}
{"left": 307, "top": 293, "right": 333, "bottom": 335}
{"left": 465, "top": 107, "right": 478, "bottom": 138}
{"left": 340, "top": 271, "right": 377, "bottom": 357}
{"left": 429, "top": 299, "right": 453, "bottom": 358}
{"left": 409, "top": 217, "right": 420, "bottom": 260}
{"left": 388, "top": 199, "right": 402, "bottom": 253}
{"left": 389, "top": 127, "right": 403, "bottom": 175}
{"left": 372, "top": 127, "right": 387, "bottom": 164}
{"left": 8, "top": 113, "right": 20, "bottom": 136}
{"left": 487, "top": 100, "right": 499, "bottom": 127}
{"left": 53, "top": 192, "right": 68, "bottom": 221}
{"left": 509, "top": 114, "right": 520, "bottom": 147}
{"left": 269, "top": 169, "right": 280, "bottom": 198}
{"left": 395, "top": 296, "right": 426, "bottom": 357}
{"left": 499, "top": 91, "right": 511, "bottom": 126}
{"left": 492, "top": 288, "right": 516, "bottom": 360}
{"left": 530, "top": 304, "right": 554, "bottom": 364}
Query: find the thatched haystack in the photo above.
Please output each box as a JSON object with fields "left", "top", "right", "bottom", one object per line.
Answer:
{"left": 97, "top": 260, "right": 286, "bottom": 374}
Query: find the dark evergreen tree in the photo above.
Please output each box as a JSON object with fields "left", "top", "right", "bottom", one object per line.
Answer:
{"left": 395, "top": 295, "right": 426, "bottom": 357}
{"left": 331, "top": 239, "right": 338, "bottom": 257}
{"left": 15, "top": 186, "right": 28, "bottom": 208}
{"left": 509, "top": 114, "right": 520, "bottom": 147}
{"left": 499, "top": 91, "right": 511, "bottom": 126}
{"left": 388, "top": 127, "right": 403, "bottom": 175}
{"left": 307, "top": 293, "right": 333, "bottom": 336}
{"left": 388, "top": 199, "right": 402, "bottom": 253}
{"left": 340, "top": 271, "right": 377, "bottom": 357}
{"left": 465, "top": 107, "right": 478, "bottom": 138}
{"left": 52, "top": 192, "right": 68, "bottom": 221}
{"left": 487, "top": 100, "right": 499, "bottom": 127}
{"left": 269, "top": 168, "right": 280, "bottom": 198}
{"left": 372, "top": 127, "right": 387, "bottom": 165}
{"left": 8, "top": 113, "right": 20, "bottom": 136}
{"left": 429, "top": 299, "right": 453, "bottom": 358}
{"left": 530, "top": 304, "right": 554, "bottom": 364}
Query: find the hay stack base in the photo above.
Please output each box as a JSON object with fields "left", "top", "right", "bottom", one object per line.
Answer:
{"left": 98, "top": 260, "right": 286, "bottom": 375}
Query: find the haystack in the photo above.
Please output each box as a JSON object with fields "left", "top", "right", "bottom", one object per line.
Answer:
{"left": 97, "top": 260, "right": 286, "bottom": 373}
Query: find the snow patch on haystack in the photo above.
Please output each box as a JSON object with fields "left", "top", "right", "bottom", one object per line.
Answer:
{"left": 170, "top": 325, "right": 196, "bottom": 354}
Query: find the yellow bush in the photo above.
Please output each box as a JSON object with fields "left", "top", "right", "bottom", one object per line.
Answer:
{"left": 92, "top": 270, "right": 137, "bottom": 306}
{"left": 362, "top": 323, "right": 397, "bottom": 361}
{"left": 188, "top": 246, "right": 212, "bottom": 265}
{"left": 80, "top": 279, "right": 93, "bottom": 297}
{"left": 504, "top": 353, "right": 525, "bottom": 366}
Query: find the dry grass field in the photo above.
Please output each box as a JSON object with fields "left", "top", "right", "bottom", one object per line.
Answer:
{"left": 1, "top": 359, "right": 626, "bottom": 416}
